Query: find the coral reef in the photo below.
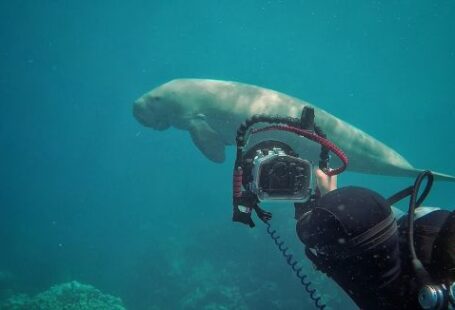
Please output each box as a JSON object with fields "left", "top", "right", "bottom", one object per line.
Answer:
{"left": 0, "top": 281, "right": 125, "bottom": 310}
{"left": 137, "top": 227, "right": 351, "bottom": 309}
{"left": 179, "top": 260, "right": 248, "bottom": 310}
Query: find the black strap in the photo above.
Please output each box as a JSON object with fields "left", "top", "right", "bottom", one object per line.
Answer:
{"left": 300, "top": 106, "right": 315, "bottom": 131}
{"left": 348, "top": 213, "right": 397, "bottom": 250}
{"left": 348, "top": 213, "right": 396, "bottom": 248}
{"left": 306, "top": 213, "right": 397, "bottom": 265}
{"left": 298, "top": 106, "right": 330, "bottom": 170}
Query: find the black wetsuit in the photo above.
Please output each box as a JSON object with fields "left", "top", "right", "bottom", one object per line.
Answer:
{"left": 296, "top": 186, "right": 455, "bottom": 310}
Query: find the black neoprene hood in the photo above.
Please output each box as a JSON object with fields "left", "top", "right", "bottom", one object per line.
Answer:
{"left": 297, "top": 186, "right": 392, "bottom": 252}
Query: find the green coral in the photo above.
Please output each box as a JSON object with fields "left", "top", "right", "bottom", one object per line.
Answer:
{"left": 0, "top": 281, "right": 125, "bottom": 310}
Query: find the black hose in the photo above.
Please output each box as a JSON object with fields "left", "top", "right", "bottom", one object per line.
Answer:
{"left": 407, "top": 171, "right": 434, "bottom": 285}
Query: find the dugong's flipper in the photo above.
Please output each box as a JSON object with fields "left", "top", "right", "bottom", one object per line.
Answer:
{"left": 188, "top": 118, "right": 225, "bottom": 163}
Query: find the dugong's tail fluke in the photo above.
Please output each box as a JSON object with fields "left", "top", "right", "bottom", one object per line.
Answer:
{"left": 400, "top": 168, "right": 455, "bottom": 182}
{"left": 425, "top": 170, "right": 455, "bottom": 182}
{"left": 354, "top": 165, "right": 455, "bottom": 182}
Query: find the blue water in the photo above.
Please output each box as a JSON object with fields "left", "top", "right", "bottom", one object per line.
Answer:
{"left": 1, "top": 1, "right": 454, "bottom": 309}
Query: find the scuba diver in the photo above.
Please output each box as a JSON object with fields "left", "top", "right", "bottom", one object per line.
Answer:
{"left": 231, "top": 107, "right": 455, "bottom": 309}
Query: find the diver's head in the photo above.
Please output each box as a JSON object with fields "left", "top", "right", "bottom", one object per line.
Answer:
{"left": 297, "top": 186, "right": 398, "bottom": 264}
{"left": 297, "top": 187, "right": 402, "bottom": 310}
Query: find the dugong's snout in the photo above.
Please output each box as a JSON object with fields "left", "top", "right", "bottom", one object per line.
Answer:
{"left": 133, "top": 97, "right": 170, "bottom": 131}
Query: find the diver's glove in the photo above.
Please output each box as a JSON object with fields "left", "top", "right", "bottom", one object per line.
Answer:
{"left": 233, "top": 192, "right": 258, "bottom": 227}
{"left": 233, "top": 204, "right": 256, "bottom": 228}
{"left": 233, "top": 193, "right": 272, "bottom": 227}
{"left": 233, "top": 192, "right": 272, "bottom": 227}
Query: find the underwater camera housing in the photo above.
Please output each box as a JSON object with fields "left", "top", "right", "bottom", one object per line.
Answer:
{"left": 232, "top": 108, "right": 348, "bottom": 206}
{"left": 250, "top": 147, "right": 313, "bottom": 202}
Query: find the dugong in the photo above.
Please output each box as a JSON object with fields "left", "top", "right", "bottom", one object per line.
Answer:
{"left": 133, "top": 79, "right": 455, "bottom": 182}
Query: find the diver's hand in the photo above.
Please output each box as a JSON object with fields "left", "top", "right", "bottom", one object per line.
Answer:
{"left": 233, "top": 205, "right": 256, "bottom": 228}
{"left": 315, "top": 168, "right": 337, "bottom": 196}
{"left": 254, "top": 204, "right": 272, "bottom": 223}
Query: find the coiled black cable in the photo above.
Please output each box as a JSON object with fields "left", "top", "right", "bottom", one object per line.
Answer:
{"left": 264, "top": 221, "right": 326, "bottom": 310}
